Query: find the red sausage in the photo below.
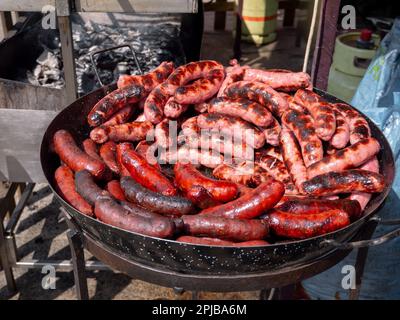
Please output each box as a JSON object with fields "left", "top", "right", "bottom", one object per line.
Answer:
{"left": 163, "top": 97, "right": 188, "bottom": 119}
{"left": 117, "top": 142, "right": 177, "bottom": 196}
{"left": 90, "top": 120, "right": 153, "bottom": 144}
{"left": 183, "top": 185, "right": 222, "bottom": 209}
{"left": 197, "top": 113, "right": 265, "bottom": 149}
{"left": 243, "top": 69, "right": 312, "bottom": 92}
{"left": 255, "top": 153, "right": 292, "bottom": 185}
{"left": 54, "top": 165, "right": 93, "bottom": 215}
{"left": 329, "top": 110, "right": 350, "bottom": 149}
{"left": 117, "top": 61, "right": 174, "bottom": 90}
{"left": 276, "top": 198, "right": 362, "bottom": 221}
{"left": 174, "top": 68, "right": 224, "bottom": 104}
{"left": 302, "top": 169, "right": 386, "bottom": 196}
{"left": 99, "top": 141, "right": 119, "bottom": 174}
{"left": 200, "top": 179, "right": 285, "bottom": 219}
{"left": 53, "top": 130, "right": 106, "bottom": 178}
{"left": 182, "top": 215, "right": 269, "bottom": 242}
{"left": 159, "top": 146, "right": 224, "bottom": 168}
{"left": 224, "top": 81, "right": 289, "bottom": 117}
{"left": 207, "top": 97, "right": 273, "bottom": 127}
{"left": 266, "top": 209, "right": 350, "bottom": 239}
{"left": 101, "top": 105, "right": 135, "bottom": 127}
{"left": 82, "top": 139, "right": 102, "bottom": 161}
{"left": 279, "top": 127, "right": 308, "bottom": 192}
{"left": 87, "top": 85, "right": 146, "bottom": 127}
{"left": 174, "top": 162, "right": 238, "bottom": 203}
{"left": 94, "top": 196, "right": 176, "bottom": 238}
{"left": 106, "top": 180, "right": 126, "bottom": 201}
{"left": 259, "top": 116, "right": 281, "bottom": 146}
{"left": 135, "top": 140, "right": 160, "bottom": 169}
{"left": 115, "top": 143, "right": 131, "bottom": 177}
{"left": 281, "top": 109, "right": 323, "bottom": 167}
{"left": 217, "top": 62, "right": 247, "bottom": 97}
{"left": 307, "top": 137, "right": 380, "bottom": 179}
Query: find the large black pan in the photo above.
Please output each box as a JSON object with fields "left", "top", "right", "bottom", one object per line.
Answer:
{"left": 40, "top": 85, "right": 396, "bottom": 275}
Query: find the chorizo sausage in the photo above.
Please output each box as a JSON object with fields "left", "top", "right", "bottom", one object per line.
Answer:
{"left": 53, "top": 130, "right": 106, "bottom": 178}
{"left": 224, "top": 81, "right": 289, "bottom": 117}
{"left": 259, "top": 117, "right": 281, "bottom": 146}
{"left": 135, "top": 140, "right": 160, "bottom": 169}
{"left": 302, "top": 169, "right": 386, "bottom": 196}
{"left": 120, "top": 176, "right": 195, "bottom": 216}
{"left": 101, "top": 105, "right": 135, "bottom": 127}
{"left": 329, "top": 110, "right": 350, "bottom": 149}
{"left": 200, "top": 179, "right": 285, "bottom": 219}
{"left": 266, "top": 209, "right": 350, "bottom": 239}
{"left": 307, "top": 137, "right": 380, "bottom": 179}
{"left": 118, "top": 142, "right": 177, "bottom": 196}
{"left": 182, "top": 215, "right": 269, "bottom": 242}
{"left": 99, "top": 141, "right": 119, "bottom": 174}
{"left": 106, "top": 180, "right": 126, "bottom": 201}
{"left": 174, "top": 162, "right": 238, "bottom": 203}
{"left": 163, "top": 97, "right": 188, "bottom": 119}
{"left": 82, "top": 138, "right": 102, "bottom": 161}
{"left": 54, "top": 166, "right": 93, "bottom": 215}
{"left": 159, "top": 146, "right": 224, "bottom": 168}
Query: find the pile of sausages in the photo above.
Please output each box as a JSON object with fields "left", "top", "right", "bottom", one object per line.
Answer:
{"left": 52, "top": 59, "right": 386, "bottom": 246}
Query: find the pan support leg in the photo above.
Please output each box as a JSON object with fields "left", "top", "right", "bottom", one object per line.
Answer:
{"left": 0, "top": 217, "right": 17, "bottom": 294}
{"left": 67, "top": 229, "right": 89, "bottom": 300}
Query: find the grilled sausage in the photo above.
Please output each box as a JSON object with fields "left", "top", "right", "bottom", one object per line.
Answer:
{"left": 99, "top": 141, "right": 119, "bottom": 174}
{"left": 349, "top": 157, "right": 379, "bottom": 211}
{"left": 115, "top": 143, "right": 131, "bottom": 177}
{"left": 174, "top": 68, "right": 225, "bottom": 104}
{"left": 243, "top": 69, "right": 312, "bottom": 92}
{"left": 282, "top": 109, "right": 323, "bottom": 167}
{"left": 279, "top": 127, "right": 308, "bottom": 192}
{"left": 287, "top": 96, "right": 308, "bottom": 113}
{"left": 307, "top": 137, "right": 380, "bottom": 178}
{"left": 154, "top": 118, "right": 178, "bottom": 148}
{"left": 266, "top": 209, "right": 350, "bottom": 239}
{"left": 197, "top": 113, "right": 265, "bottom": 149}
{"left": 293, "top": 89, "right": 336, "bottom": 141}
{"left": 54, "top": 166, "right": 93, "bottom": 215}
{"left": 94, "top": 196, "right": 175, "bottom": 238}
{"left": 106, "top": 180, "right": 126, "bottom": 201}
{"left": 212, "top": 162, "right": 271, "bottom": 188}
{"left": 255, "top": 153, "right": 292, "bottom": 185}
{"left": 174, "top": 162, "right": 238, "bottom": 203}
{"left": 120, "top": 176, "right": 195, "bottom": 216}
{"left": 330, "top": 110, "right": 350, "bottom": 149}
{"left": 256, "top": 146, "right": 283, "bottom": 161}
{"left": 183, "top": 185, "right": 222, "bottom": 209}
{"left": 143, "top": 83, "right": 170, "bottom": 124}
{"left": 276, "top": 198, "right": 362, "bottom": 221}
{"left": 101, "top": 105, "right": 135, "bottom": 127}
{"left": 333, "top": 103, "right": 371, "bottom": 144}
{"left": 89, "top": 120, "right": 153, "bottom": 144}
{"left": 217, "top": 64, "right": 247, "bottom": 97}
{"left": 82, "top": 138, "right": 102, "bottom": 161}
{"left": 74, "top": 170, "right": 108, "bottom": 205}
{"left": 117, "top": 61, "right": 174, "bottom": 90}
{"left": 302, "top": 169, "right": 386, "bottom": 196}
{"left": 224, "top": 81, "right": 289, "bottom": 117}
{"left": 135, "top": 140, "right": 160, "bottom": 169}
{"left": 159, "top": 146, "right": 224, "bottom": 168}
{"left": 53, "top": 130, "right": 106, "bottom": 178}
{"left": 200, "top": 179, "right": 285, "bottom": 219}
{"left": 182, "top": 215, "right": 269, "bottom": 242}
{"left": 259, "top": 117, "right": 281, "bottom": 146}
{"left": 207, "top": 97, "right": 273, "bottom": 127}
{"left": 88, "top": 85, "right": 146, "bottom": 127}
{"left": 118, "top": 142, "right": 177, "bottom": 196}
{"left": 163, "top": 97, "right": 188, "bottom": 119}
{"left": 176, "top": 236, "right": 269, "bottom": 246}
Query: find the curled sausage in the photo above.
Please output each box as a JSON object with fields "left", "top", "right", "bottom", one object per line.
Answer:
{"left": 266, "top": 209, "right": 350, "bottom": 239}
{"left": 207, "top": 97, "right": 273, "bottom": 127}
{"left": 54, "top": 166, "right": 93, "bottom": 215}
{"left": 163, "top": 97, "right": 188, "bottom": 119}
{"left": 224, "top": 81, "right": 289, "bottom": 117}
{"left": 120, "top": 176, "right": 195, "bottom": 216}
{"left": 53, "top": 130, "right": 106, "bottom": 178}
{"left": 282, "top": 109, "right": 323, "bottom": 167}
{"left": 118, "top": 142, "right": 177, "bottom": 196}
{"left": 197, "top": 113, "right": 265, "bottom": 149}
{"left": 90, "top": 120, "right": 153, "bottom": 144}
{"left": 307, "top": 137, "right": 380, "bottom": 179}
{"left": 94, "top": 196, "right": 175, "bottom": 238}
{"left": 302, "top": 169, "right": 386, "bottom": 196}
{"left": 200, "top": 179, "right": 285, "bottom": 219}
{"left": 182, "top": 215, "right": 269, "bottom": 242}
{"left": 174, "top": 162, "right": 238, "bottom": 203}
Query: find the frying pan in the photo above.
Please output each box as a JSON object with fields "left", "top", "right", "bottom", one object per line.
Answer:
{"left": 40, "top": 85, "right": 397, "bottom": 275}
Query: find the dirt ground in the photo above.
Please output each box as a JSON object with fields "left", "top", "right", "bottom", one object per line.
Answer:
{"left": 0, "top": 10, "right": 307, "bottom": 300}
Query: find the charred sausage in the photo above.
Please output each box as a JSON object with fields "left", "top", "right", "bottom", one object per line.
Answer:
{"left": 101, "top": 105, "right": 135, "bottom": 127}
{"left": 74, "top": 170, "right": 108, "bottom": 205}
{"left": 330, "top": 110, "right": 350, "bottom": 149}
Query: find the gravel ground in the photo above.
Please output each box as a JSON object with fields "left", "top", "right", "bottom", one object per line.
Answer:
{"left": 0, "top": 10, "right": 307, "bottom": 300}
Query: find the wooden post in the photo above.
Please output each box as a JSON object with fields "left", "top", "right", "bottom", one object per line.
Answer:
{"left": 0, "top": 11, "right": 13, "bottom": 40}
{"left": 311, "top": 0, "right": 341, "bottom": 90}
{"left": 214, "top": 0, "right": 227, "bottom": 31}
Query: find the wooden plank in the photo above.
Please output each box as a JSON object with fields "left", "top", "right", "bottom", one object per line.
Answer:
{"left": 311, "top": 0, "right": 340, "bottom": 89}
{"left": 0, "top": 0, "right": 55, "bottom": 12}
{"left": 0, "top": 109, "right": 58, "bottom": 183}
{"left": 0, "top": 78, "right": 67, "bottom": 111}
{"left": 75, "top": 0, "right": 198, "bottom": 13}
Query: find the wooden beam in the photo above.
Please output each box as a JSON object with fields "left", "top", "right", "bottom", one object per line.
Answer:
{"left": 0, "top": 0, "right": 55, "bottom": 12}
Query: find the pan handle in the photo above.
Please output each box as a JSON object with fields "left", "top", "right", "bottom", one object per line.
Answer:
{"left": 320, "top": 216, "right": 400, "bottom": 249}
